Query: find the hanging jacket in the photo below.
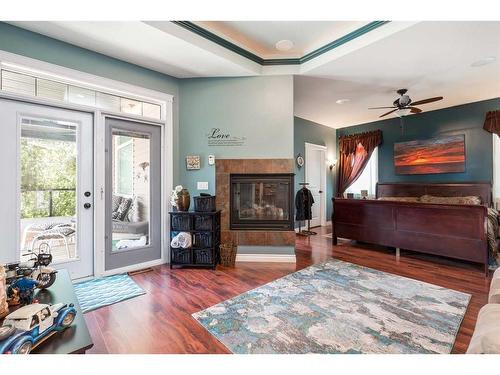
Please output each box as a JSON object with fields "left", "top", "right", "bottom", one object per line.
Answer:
{"left": 295, "top": 188, "right": 315, "bottom": 221}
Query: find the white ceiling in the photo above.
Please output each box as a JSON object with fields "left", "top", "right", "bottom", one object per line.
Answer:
{"left": 295, "top": 21, "right": 500, "bottom": 128}
{"left": 196, "top": 21, "right": 368, "bottom": 58}
{"left": 7, "top": 21, "right": 500, "bottom": 128}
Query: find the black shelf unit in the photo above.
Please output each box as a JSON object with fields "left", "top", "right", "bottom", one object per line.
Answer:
{"left": 169, "top": 210, "right": 221, "bottom": 269}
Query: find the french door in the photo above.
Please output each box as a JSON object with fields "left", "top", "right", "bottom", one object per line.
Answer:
{"left": 104, "top": 117, "right": 162, "bottom": 271}
{"left": 0, "top": 99, "right": 94, "bottom": 279}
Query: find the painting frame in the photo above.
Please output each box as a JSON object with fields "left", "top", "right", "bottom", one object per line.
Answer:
{"left": 186, "top": 155, "right": 201, "bottom": 170}
{"left": 394, "top": 135, "right": 465, "bottom": 175}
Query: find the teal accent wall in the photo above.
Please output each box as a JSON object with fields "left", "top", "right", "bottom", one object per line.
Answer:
{"left": 179, "top": 75, "right": 294, "bottom": 195}
{"left": 0, "top": 22, "right": 181, "bottom": 184}
{"left": 337, "top": 98, "right": 499, "bottom": 184}
{"left": 294, "top": 117, "right": 337, "bottom": 220}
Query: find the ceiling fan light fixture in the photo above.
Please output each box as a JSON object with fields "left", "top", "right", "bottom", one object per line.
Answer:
{"left": 394, "top": 108, "right": 412, "bottom": 117}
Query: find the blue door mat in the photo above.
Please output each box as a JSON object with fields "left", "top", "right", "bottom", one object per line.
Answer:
{"left": 74, "top": 273, "right": 146, "bottom": 313}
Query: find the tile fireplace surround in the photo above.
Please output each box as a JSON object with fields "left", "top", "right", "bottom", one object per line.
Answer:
{"left": 216, "top": 159, "right": 296, "bottom": 260}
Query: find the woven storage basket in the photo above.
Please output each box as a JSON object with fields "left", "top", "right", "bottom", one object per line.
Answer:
{"left": 219, "top": 243, "right": 237, "bottom": 267}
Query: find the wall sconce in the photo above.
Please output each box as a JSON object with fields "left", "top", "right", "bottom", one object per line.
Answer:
{"left": 327, "top": 159, "right": 338, "bottom": 171}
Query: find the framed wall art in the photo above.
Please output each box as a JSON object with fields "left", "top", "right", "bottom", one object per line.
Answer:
{"left": 186, "top": 155, "right": 201, "bottom": 170}
{"left": 394, "top": 134, "right": 465, "bottom": 175}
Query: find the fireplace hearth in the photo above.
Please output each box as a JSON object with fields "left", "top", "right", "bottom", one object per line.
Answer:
{"left": 230, "top": 173, "right": 294, "bottom": 231}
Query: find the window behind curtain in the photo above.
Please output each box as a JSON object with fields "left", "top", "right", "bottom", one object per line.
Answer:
{"left": 346, "top": 147, "right": 378, "bottom": 198}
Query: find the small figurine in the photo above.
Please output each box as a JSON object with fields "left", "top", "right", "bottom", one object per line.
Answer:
{"left": 7, "top": 287, "right": 20, "bottom": 307}
{"left": 0, "top": 302, "right": 77, "bottom": 354}
{"left": 8, "top": 271, "right": 40, "bottom": 306}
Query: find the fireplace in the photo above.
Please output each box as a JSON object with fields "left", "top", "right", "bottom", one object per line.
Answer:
{"left": 230, "top": 173, "right": 294, "bottom": 231}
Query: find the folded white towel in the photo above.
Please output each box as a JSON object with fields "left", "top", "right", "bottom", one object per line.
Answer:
{"left": 116, "top": 235, "right": 147, "bottom": 250}
{"left": 170, "top": 232, "right": 192, "bottom": 249}
{"left": 177, "top": 232, "right": 192, "bottom": 248}
{"left": 170, "top": 236, "right": 180, "bottom": 248}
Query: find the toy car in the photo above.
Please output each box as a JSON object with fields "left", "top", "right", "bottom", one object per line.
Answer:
{"left": 0, "top": 302, "right": 76, "bottom": 354}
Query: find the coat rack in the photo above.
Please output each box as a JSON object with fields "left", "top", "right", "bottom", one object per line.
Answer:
{"left": 296, "top": 182, "right": 317, "bottom": 236}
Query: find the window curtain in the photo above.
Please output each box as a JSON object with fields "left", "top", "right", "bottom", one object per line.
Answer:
{"left": 484, "top": 110, "right": 500, "bottom": 137}
{"left": 337, "top": 130, "right": 382, "bottom": 197}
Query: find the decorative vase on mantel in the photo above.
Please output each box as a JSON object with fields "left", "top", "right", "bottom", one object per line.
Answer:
{"left": 176, "top": 189, "right": 191, "bottom": 212}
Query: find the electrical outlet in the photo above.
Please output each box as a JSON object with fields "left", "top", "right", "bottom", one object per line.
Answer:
{"left": 197, "top": 181, "right": 209, "bottom": 190}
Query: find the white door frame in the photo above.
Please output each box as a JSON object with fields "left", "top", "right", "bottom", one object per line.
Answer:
{"left": 0, "top": 51, "right": 174, "bottom": 279}
{"left": 305, "top": 142, "right": 327, "bottom": 227}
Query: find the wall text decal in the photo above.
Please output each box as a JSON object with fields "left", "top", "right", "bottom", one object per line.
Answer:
{"left": 207, "top": 128, "right": 246, "bottom": 147}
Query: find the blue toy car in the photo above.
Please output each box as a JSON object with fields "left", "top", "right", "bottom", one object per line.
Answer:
{"left": 0, "top": 302, "right": 76, "bottom": 354}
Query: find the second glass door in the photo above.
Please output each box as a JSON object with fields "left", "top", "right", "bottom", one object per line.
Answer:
{"left": 104, "top": 117, "right": 161, "bottom": 271}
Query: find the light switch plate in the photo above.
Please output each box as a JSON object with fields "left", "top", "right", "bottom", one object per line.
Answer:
{"left": 197, "top": 181, "right": 209, "bottom": 190}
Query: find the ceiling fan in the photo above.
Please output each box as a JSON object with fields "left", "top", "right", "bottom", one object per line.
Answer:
{"left": 369, "top": 89, "right": 444, "bottom": 118}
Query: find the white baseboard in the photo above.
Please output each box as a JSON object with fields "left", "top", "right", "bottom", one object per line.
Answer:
{"left": 236, "top": 253, "right": 297, "bottom": 263}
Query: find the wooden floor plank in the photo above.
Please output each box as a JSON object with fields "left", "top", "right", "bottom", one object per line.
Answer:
{"left": 85, "top": 226, "right": 490, "bottom": 354}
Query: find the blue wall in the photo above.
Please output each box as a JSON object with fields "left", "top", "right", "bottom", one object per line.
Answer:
{"left": 179, "top": 75, "right": 294, "bottom": 195}
{"left": 336, "top": 98, "right": 499, "bottom": 183}
{"left": 0, "top": 22, "right": 181, "bottom": 184}
{"left": 294, "top": 117, "right": 337, "bottom": 219}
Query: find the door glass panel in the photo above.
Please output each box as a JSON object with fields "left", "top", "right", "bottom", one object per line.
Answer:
{"left": 20, "top": 117, "right": 78, "bottom": 263}
{"left": 111, "top": 130, "right": 150, "bottom": 251}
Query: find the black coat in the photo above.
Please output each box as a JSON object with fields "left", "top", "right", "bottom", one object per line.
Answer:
{"left": 295, "top": 188, "right": 315, "bottom": 221}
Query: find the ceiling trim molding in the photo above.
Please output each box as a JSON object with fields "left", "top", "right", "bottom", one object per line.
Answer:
{"left": 171, "top": 21, "right": 390, "bottom": 66}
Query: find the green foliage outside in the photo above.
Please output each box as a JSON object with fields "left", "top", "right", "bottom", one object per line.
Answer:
{"left": 21, "top": 137, "right": 77, "bottom": 219}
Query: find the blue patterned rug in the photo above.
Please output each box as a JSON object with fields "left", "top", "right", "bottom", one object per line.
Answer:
{"left": 193, "top": 260, "right": 470, "bottom": 354}
{"left": 74, "top": 274, "right": 145, "bottom": 313}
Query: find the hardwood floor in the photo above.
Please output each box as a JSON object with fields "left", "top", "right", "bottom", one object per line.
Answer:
{"left": 85, "top": 226, "right": 491, "bottom": 354}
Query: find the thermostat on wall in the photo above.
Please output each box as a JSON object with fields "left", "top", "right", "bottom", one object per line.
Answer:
{"left": 208, "top": 155, "right": 215, "bottom": 165}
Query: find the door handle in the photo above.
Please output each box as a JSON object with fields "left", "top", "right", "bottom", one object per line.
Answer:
{"left": 83, "top": 203, "right": 91, "bottom": 209}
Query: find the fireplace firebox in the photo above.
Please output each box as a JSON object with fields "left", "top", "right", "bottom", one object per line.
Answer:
{"left": 230, "top": 173, "right": 294, "bottom": 231}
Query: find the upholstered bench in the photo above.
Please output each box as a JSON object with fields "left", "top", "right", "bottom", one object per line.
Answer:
{"left": 467, "top": 268, "right": 500, "bottom": 353}
{"left": 467, "top": 304, "right": 500, "bottom": 353}
{"left": 489, "top": 268, "right": 500, "bottom": 303}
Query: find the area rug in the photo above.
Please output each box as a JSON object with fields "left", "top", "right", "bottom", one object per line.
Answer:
{"left": 193, "top": 259, "right": 470, "bottom": 354}
{"left": 74, "top": 274, "right": 145, "bottom": 313}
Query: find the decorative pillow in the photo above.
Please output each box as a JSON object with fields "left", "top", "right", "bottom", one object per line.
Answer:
{"left": 112, "top": 197, "right": 132, "bottom": 221}
{"left": 377, "top": 196, "right": 421, "bottom": 203}
{"left": 112, "top": 195, "right": 123, "bottom": 213}
{"left": 126, "top": 196, "right": 142, "bottom": 223}
{"left": 420, "top": 195, "right": 482, "bottom": 206}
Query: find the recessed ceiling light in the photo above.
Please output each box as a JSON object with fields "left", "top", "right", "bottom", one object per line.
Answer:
{"left": 471, "top": 56, "right": 496, "bottom": 67}
{"left": 336, "top": 99, "right": 350, "bottom": 105}
{"left": 275, "top": 40, "right": 294, "bottom": 52}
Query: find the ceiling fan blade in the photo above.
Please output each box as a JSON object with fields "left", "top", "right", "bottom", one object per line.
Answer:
{"left": 379, "top": 108, "right": 398, "bottom": 118}
{"left": 409, "top": 106, "right": 422, "bottom": 113}
{"left": 368, "top": 106, "right": 396, "bottom": 110}
{"left": 410, "top": 96, "right": 443, "bottom": 106}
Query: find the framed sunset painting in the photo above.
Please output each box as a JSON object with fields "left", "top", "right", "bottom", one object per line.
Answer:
{"left": 394, "top": 135, "right": 465, "bottom": 175}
